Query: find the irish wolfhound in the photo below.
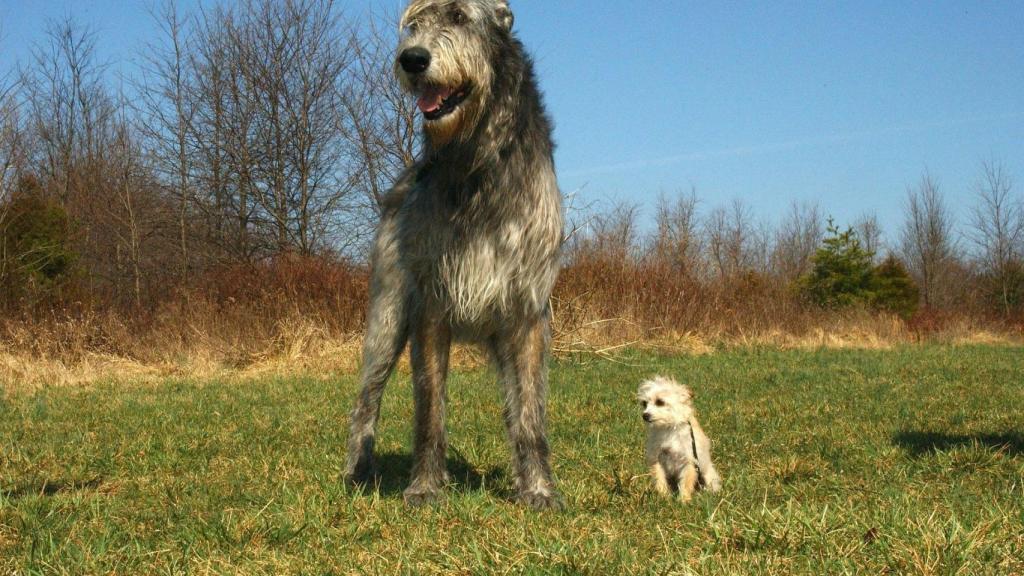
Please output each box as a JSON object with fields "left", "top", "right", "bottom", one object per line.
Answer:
{"left": 343, "top": 0, "right": 564, "bottom": 509}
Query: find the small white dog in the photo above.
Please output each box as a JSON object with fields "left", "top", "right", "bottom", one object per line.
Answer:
{"left": 638, "top": 376, "right": 722, "bottom": 501}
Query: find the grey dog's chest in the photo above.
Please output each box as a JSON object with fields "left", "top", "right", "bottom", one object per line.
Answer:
{"left": 397, "top": 177, "right": 561, "bottom": 328}
{"left": 399, "top": 183, "right": 499, "bottom": 275}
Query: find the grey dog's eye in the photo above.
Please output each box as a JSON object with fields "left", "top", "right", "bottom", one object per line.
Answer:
{"left": 655, "top": 399, "right": 665, "bottom": 407}
{"left": 450, "top": 7, "right": 468, "bottom": 25}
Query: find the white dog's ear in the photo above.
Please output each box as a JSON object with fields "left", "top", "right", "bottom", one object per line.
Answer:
{"left": 678, "top": 384, "right": 694, "bottom": 402}
{"left": 495, "top": 1, "right": 514, "bottom": 31}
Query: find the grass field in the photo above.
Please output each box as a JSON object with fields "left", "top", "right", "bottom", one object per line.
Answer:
{"left": 1, "top": 345, "right": 1022, "bottom": 575}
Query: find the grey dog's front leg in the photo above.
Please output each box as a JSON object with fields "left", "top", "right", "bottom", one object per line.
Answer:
{"left": 404, "top": 303, "right": 452, "bottom": 505}
{"left": 343, "top": 201, "right": 411, "bottom": 485}
{"left": 493, "top": 311, "right": 561, "bottom": 510}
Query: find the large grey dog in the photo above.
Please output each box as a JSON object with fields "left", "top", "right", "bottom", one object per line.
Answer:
{"left": 343, "top": 0, "right": 564, "bottom": 509}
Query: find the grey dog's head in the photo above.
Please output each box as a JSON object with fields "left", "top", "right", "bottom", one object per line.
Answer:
{"left": 395, "top": 0, "right": 515, "bottom": 146}
{"left": 637, "top": 376, "right": 695, "bottom": 427}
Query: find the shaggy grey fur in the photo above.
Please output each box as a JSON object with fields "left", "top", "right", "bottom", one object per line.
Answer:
{"left": 343, "top": 0, "right": 564, "bottom": 509}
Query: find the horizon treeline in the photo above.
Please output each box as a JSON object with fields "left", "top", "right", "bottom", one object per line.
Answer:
{"left": 1, "top": 0, "right": 412, "bottom": 314}
{"left": 1, "top": 0, "right": 1022, "bottom": 357}
{"left": 565, "top": 163, "right": 1022, "bottom": 324}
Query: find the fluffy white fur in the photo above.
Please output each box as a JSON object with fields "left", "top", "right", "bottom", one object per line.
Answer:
{"left": 638, "top": 376, "right": 722, "bottom": 501}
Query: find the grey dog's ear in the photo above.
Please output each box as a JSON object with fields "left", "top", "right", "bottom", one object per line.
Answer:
{"left": 495, "top": 1, "right": 514, "bottom": 31}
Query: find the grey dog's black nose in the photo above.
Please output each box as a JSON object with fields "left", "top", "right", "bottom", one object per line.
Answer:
{"left": 399, "top": 47, "right": 431, "bottom": 74}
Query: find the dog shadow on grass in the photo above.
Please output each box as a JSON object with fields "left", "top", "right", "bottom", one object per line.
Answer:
{"left": 893, "top": 431, "right": 1024, "bottom": 457}
{"left": 1, "top": 477, "right": 104, "bottom": 501}
{"left": 363, "top": 451, "right": 510, "bottom": 499}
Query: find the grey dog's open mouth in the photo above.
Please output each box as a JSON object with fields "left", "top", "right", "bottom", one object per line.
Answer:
{"left": 417, "top": 84, "right": 471, "bottom": 121}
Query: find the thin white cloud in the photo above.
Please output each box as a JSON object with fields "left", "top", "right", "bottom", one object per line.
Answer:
{"left": 560, "top": 112, "right": 1024, "bottom": 179}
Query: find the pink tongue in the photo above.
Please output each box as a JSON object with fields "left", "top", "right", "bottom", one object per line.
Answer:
{"left": 417, "top": 86, "right": 453, "bottom": 113}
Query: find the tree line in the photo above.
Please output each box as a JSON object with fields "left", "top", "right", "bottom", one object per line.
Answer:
{"left": 1, "top": 0, "right": 1022, "bottom": 332}
{"left": 566, "top": 164, "right": 1023, "bottom": 325}
{"left": 1, "top": 0, "right": 411, "bottom": 312}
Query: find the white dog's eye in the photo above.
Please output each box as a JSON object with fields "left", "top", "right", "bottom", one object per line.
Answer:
{"left": 655, "top": 399, "right": 665, "bottom": 407}
{"left": 640, "top": 401, "right": 647, "bottom": 408}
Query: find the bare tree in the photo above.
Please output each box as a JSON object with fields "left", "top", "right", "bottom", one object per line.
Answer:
{"left": 651, "top": 188, "right": 703, "bottom": 275}
{"left": 237, "top": 0, "right": 355, "bottom": 254}
{"left": 0, "top": 73, "right": 19, "bottom": 288}
{"left": 14, "top": 17, "right": 182, "bottom": 307}
{"left": 192, "top": 4, "right": 261, "bottom": 259}
{"left": 0, "top": 24, "right": 13, "bottom": 199}
{"left": 772, "top": 200, "right": 823, "bottom": 281}
{"left": 0, "top": 0, "right": 420, "bottom": 314}
{"left": 0, "top": 72, "right": 20, "bottom": 201}
{"left": 111, "top": 101, "right": 145, "bottom": 307}
{"left": 750, "top": 220, "right": 774, "bottom": 275}
{"left": 900, "top": 174, "right": 957, "bottom": 308}
{"left": 21, "top": 18, "right": 113, "bottom": 201}
{"left": 853, "top": 212, "right": 883, "bottom": 261}
{"left": 137, "top": 0, "right": 195, "bottom": 278}
{"left": 584, "top": 201, "right": 641, "bottom": 262}
{"left": 159, "top": 0, "right": 365, "bottom": 259}
{"left": 706, "top": 199, "right": 760, "bottom": 279}
{"left": 341, "top": 12, "right": 419, "bottom": 218}
{"left": 969, "top": 161, "right": 1023, "bottom": 315}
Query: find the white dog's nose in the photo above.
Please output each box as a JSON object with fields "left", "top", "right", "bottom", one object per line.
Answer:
{"left": 642, "top": 412, "right": 652, "bottom": 422}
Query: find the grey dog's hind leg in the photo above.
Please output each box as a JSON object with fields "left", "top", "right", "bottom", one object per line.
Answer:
{"left": 492, "top": 311, "right": 561, "bottom": 510}
{"left": 343, "top": 214, "right": 410, "bottom": 485}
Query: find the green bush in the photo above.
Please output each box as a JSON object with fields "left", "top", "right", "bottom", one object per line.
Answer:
{"left": 800, "top": 219, "right": 920, "bottom": 318}
{"left": 0, "top": 175, "right": 77, "bottom": 307}
{"left": 870, "top": 254, "right": 920, "bottom": 319}
{"left": 800, "top": 219, "right": 876, "bottom": 308}
{"left": 974, "top": 260, "right": 1024, "bottom": 317}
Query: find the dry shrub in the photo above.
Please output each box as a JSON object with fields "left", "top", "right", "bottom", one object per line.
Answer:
{"left": 551, "top": 255, "right": 1020, "bottom": 355}
{"left": 2, "top": 251, "right": 1021, "bottom": 389}
{"left": 189, "top": 254, "right": 369, "bottom": 331}
{"left": 553, "top": 256, "right": 802, "bottom": 345}
{"left": 1, "top": 255, "right": 371, "bottom": 388}
{"left": 138, "top": 254, "right": 369, "bottom": 367}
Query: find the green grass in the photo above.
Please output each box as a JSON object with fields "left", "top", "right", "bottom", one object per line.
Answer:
{"left": 1, "top": 345, "right": 1023, "bottom": 575}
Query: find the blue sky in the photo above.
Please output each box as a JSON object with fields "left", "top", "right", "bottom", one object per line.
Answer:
{"left": 2, "top": 0, "right": 1023, "bottom": 247}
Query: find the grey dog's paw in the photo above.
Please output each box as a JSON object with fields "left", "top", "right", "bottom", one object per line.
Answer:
{"left": 342, "top": 459, "right": 376, "bottom": 488}
{"left": 403, "top": 485, "right": 446, "bottom": 507}
{"left": 515, "top": 489, "right": 564, "bottom": 511}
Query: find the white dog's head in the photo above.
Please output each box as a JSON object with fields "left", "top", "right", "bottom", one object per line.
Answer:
{"left": 637, "top": 376, "right": 694, "bottom": 427}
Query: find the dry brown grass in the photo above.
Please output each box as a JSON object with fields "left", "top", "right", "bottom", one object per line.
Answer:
{"left": 552, "top": 256, "right": 1021, "bottom": 353}
{"left": 2, "top": 256, "right": 1020, "bottom": 389}
{"left": 2, "top": 308, "right": 1018, "bottom": 391}
{"left": 0, "top": 310, "right": 494, "bottom": 390}
{"left": 0, "top": 312, "right": 357, "bottom": 390}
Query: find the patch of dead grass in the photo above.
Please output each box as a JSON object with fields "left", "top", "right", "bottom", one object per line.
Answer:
{"left": 2, "top": 310, "right": 1019, "bottom": 390}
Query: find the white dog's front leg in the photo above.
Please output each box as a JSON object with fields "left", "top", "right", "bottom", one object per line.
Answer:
{"left": 678, "top": 463, "right": 698, "bottom": 503}
{"left": 650, "top": 463, "right": 671, "bottom": 496}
